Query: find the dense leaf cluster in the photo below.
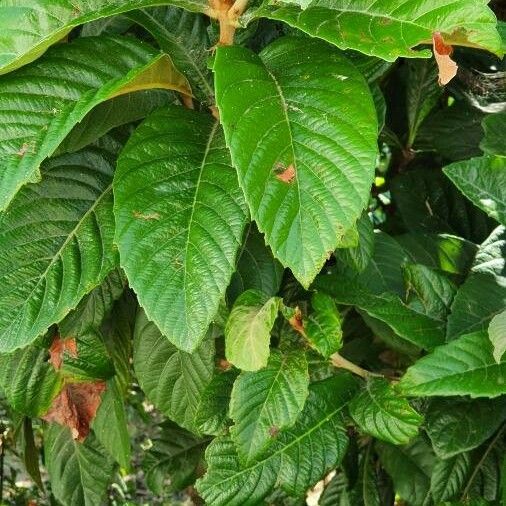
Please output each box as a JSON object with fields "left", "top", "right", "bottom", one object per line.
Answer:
{"left": 0, "top": 1, "right": 505, "bottom": 505}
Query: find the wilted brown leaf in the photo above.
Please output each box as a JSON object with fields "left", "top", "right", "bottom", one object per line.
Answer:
{"left": 42, "top": 337, "right": 106, "bottom": 441}
{"left": 433, "top": 32, "right": 458, "bottom": 85}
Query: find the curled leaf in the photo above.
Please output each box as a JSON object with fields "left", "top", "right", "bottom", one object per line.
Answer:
{"left": 433, "top": 32, "right": 458, "bottom": 86}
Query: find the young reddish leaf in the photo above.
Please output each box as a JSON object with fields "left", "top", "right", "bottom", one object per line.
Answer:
{"left": 42, "top": 337, "right": 106, "bottom": 441}
{"left": 432, "top": 32, "right": 458, "bottom": 86}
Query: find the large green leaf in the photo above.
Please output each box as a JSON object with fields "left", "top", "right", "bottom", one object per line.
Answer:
{"left": 127, "top": 7, "right": 213, "bottom": 104}
{"left": 45, "top": 425, "right": 115, "bottom": 506}
{"left": 225, "top": 289, "right": 281, "bottom": 371}
{"left": 143, "top": 421, "right": 207, "bottom": 495}
{"left": 133, "top": 309, "right": 214, "bottom": 433}
{"left": 0, "top": 138, "right": 121, "bottom": 352}
{"left": 425, "top": 398, "right": 506, "bottom": 458}
{"left": 489, "top": 309, "right": 506, "bottom": 363}
{"left": 315, "top": 277, "right": 445, "bottom": 350}
{"left": 349, "top": 377, "right": 422, "bottom": 445}
{"left": 0, "top": 343, "right": 62, "bottom": 416}
{"left": 0, "top": 0, "right": 209, "bottom": 75}
{"left": 444, "top": 155, "right": 506, "bottom": 226}
{"left": 447, "top": 226, "right": 506, "bottom": 339}
{"left": 196, "top": 374, "right": 358, "bottom": 505}
{"left": 251, "top": 0, "right": 503, "bottom": 61}
{"left": 114, "top": 106, "right": 247, "bottom": 352}
{"left": 400, "top": 331, "right": 506, "bottom": 398}
{"left": 0, "top": 35, "right": 190, "bottom": 210}
{"left": 214, "top": 36, "right": 377, "bottom": 287}
{"left": 377, "top": 438, "right": 435, "bottom": 506}
{"left": 229, "top": 350, "right": 309, "bottom": 463}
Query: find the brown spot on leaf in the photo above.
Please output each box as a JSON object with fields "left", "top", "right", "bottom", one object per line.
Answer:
{"left": 289, "top": 306, "right": 305, "bottom": 335}
{"left": 218, "top": 358, "right": 232, "bottom": 371}
{"left": 268, "top": 426, "right": 280, "bottom": 438}
{"left": 16, "top": 143, "right": 31, "bottom": 157}
{"left": 275, "top": 164, "right": 296, "bottom": 184}
{"left": 42, "top": 337, "right": 106, "bottom": 441}
{"left": 433, "top": 32, "right": 458, "bottom": 85}
{"left": 133, "top": 210, "right": 161, "bottom": 221}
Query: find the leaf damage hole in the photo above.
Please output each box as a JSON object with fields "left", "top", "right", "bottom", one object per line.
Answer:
{"left": 275, "top": 163, "right": 296, "bottom": 184}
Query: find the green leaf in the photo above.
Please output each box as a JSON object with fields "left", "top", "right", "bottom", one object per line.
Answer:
{"left": 415, "top": 101, "right": 486, "bottom": 162}
{"left": 143, "top": 421, "right": 207, "bottom": 495}
{"left": 391, "top": 167, "right": 494, "bottom": 244}
{"left": 400, "top": 330, "right": 506, "bottom": 398}
{"left": 481, "top": 112, "right": 506, "bottom": 157}
{"left": 425, "top": 398, "right": 506, "bottom": 459}
{"left": 195, "top": 369, "right": 238, "bottom": 436}
{"left": 133, "top": 309, "right": 214, "bottom": 433}
{"left": 19, "top": 417, "right": 44, "bottom": 490}
{"left": 59, "top": 269, "right": 126, "bottom": 339}
{"left": 225, "top": 289, "right": 281, "bottom": 371}
{"left": 315, "top": 277, "right": 445, "bottom": 350}
{"left": 0, "top": 343, "right": 62, "bottom": 416}
{"left": 127, "top": 7, "right": 214, "bottom": 104}
{"left": 403, "top": 264, "right": 457, "bottom": 321}
{"left": 0, "top": 35, "right": 191, "bottom": 210}
{"left": 405, "top": 59, "right": 442, "bottom": 147}
{"left": 447, "top": 226, "right": 506, "bottom": 339}
{"left": 0, "top": 0, "right": 209, "bottom": 75}
{"left": 56, "top": 90, "right": 174, "bottom": 155}
{"left": 114, "top": 106, "right": 247, "bottom": 352}
{"left": 92, "top": 379, "right": 131, "bottom": 470}
{"left": 396, "top": 233, "right": 477, "bottom": 276}
{"left": 430, "top": 452, "right": 471, "bottom": 503}
{"left": 230, "top": 349, "right": 309, "bottom": 463}
{"left": 334, "top": 212, "right": 374, "bottom": 274}
{"left": 44, "top": 424, "right": 115, "bottom": 506}
{"left": 377, "top": 438, "right": 435, "bottom": 506}
{"left": 349, "top": 377, "right": 422, "bottom": 445}
{"left": 252, "top": 0, "right": 503, "bottom": 61}
{"left": 444, "top": 155, "right": 506, "bottom": 226}
{"left": 305, "top": 292, "right": 343, "bottom": 358}
{"left": 196, "top": 374, "right": 358, "bottom": 505}
{"left": 227, "top": 223, "right": 284, "bottom": 305}
{"left": 0, "top": 140, "right": 119, "bottom": 352}
{"left": 214, "top": 36, "right": 378, "bottom": 287}
{"left": 490, "top": 310, "right": 506, "bottom": 363}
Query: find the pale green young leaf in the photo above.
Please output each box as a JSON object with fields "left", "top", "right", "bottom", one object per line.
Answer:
{"left": 225, "top": 289, "right": 281, "bottom": 371}
{"left": 489, "top": 310, "right": 506, "bottom": 363}
{"left": 114, "top": 106, "right": 247, "bottom": 352}
{"left": 230, "top": 350, "right": 309, "bottom": 463}
{"left": 133, "top": 310, "right": 215, "bottom": 433}
{"left": 251, "top": 0, "right": 503, "bottom": 61}
{"left": 305, "top": 292, "right": 342, "bottom": 358}
{"left": 349, "top": 377, "right": 422, "bottom": 445}
{"left": 214, "top": 36, "right": 377, "bottom": 287}
{"left": 0, "top": 35, "right": 191, "bottom": 210}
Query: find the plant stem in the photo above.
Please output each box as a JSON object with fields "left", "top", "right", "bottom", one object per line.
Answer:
{"left": 330, "top": 353, "right": 382, "bottom": 379}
